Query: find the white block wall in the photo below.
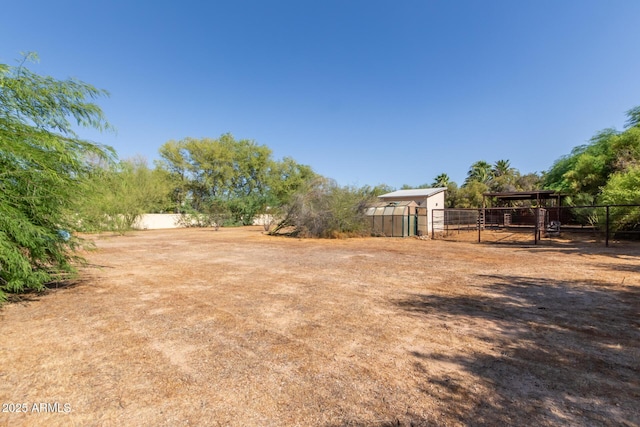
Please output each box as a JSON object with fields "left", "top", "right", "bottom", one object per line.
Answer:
{"left": 133, "top": 214, "right": 183, "bottom": 230}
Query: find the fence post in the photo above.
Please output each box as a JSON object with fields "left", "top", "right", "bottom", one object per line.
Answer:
{"left": 534, "top": 207, "right": 539, "bottom": 245}
{"left": 431, "top": 209, "right": 434, "bottom": 240}
{"left": 606, "top": 205, "right": 610, "bottom": 247}
{"left": 477, "top": 209, "right": 481, "bottom": 243}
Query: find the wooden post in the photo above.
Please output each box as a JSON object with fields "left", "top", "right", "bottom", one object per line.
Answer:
{"left": 606, "top": 205, "right": 610, "bottom": 247}
{"left": 431, "top": 209, "right": 434, "bottom": 240}
{"left": 534, "top": 207, "right": 539, "bottom": 245}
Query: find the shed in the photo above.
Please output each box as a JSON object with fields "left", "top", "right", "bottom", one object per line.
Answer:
{"left": 365, "top": 201, "right": 418, "bottom": 237}
{"left": 378, "top": 188, "right": 447, "bottom": 234}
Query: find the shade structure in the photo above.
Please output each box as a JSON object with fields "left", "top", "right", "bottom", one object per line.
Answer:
{"left": 365, "top": 201, "right": 418, "bottom": 237}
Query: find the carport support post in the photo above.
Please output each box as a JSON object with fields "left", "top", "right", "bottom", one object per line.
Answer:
{"left": 606, "top": 205, "right": 610, "bottom": 247}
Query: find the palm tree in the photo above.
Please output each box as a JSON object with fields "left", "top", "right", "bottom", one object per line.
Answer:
{"left": 493, "top": 159, "right": 512, "bottom": 177}
{"left": 465, "top": 160, "right": 493, "bottom": 185}
{"left": 431, "top": 173, "right": 451, "bottom": 188}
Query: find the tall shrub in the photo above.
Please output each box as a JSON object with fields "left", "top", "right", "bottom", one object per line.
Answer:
{"left": 0, "top": 54, "right": 113, "bottom": 300}
{"left": 271, "top": 178, "right": 375, "bottom": 238}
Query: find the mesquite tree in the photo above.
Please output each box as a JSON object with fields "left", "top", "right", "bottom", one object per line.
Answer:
{"left": 0, "top": 54, "right": 114, "bottom": 300}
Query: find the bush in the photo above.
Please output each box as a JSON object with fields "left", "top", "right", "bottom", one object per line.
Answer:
{"left": 270, "top": 178, "right": 375, "bottom": 238}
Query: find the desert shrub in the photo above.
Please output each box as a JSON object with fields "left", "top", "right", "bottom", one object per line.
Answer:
{"left": 270, "top": 178, "right": 375, "bottom": 238}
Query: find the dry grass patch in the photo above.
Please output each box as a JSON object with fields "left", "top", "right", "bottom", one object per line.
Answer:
{"left": 1, "top": 227, "right": 639, "bottom": 426}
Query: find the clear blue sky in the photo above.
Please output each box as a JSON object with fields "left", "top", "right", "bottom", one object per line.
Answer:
{"left": 2, "top": 1, "right": 639, "bottom": 188}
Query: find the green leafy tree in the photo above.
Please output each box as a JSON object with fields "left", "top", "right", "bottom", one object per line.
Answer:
{"left": 456, "top": 180, "right": 488, "bottom": 208}
{"left": 364, "top": 183, "right": 396, "bottom": 197}
{"left": 625, "top": 105, "right": 640, "bottom": 129}
{"left": 400, "top": 182, "right": 433, "bottom": 190}
{"left": 78, "top": 157, "right": 171, "bottom": 233}
{"left": 544, "top": 107, "right": 640, "bottom": 204}
{"left": 227, "top": 194, "right": 268, "bottom": 226}
{"left": 542, "top": 153, "right": 578, "bottom": 194}
{"left": 443, "top": 181, "right": 459, "bottom": 208}
{"left": 599, "top": 167, "right": 640, "bottom": 232}
{"left": 0, "top": 54, "right": 113, "bottom": 300}
{"left": 157, "top": 136, "right": 316, "bottom": 226}
{"left": 488, "top": 159, "right": 521, "bottom": 192}
{"left": 156, "top": 140, "right": 190, "bottom": 212}
{"left": 610, "top": 126, "right": 640, "bottom": 171}
{"left": 516, "top": 172, "right": 542, "bottom": 192}
{"left": 157, "top": 135, "right": 269, "bottom": 214}
{"left": 265, "top": 156, "right": 316, "bottom": 206}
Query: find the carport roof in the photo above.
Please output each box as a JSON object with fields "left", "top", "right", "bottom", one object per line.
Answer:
{"left": 483, "top": 190, "right": 561, "bottom": 201}
{"left": 482, "top": 190, "right": 565, "bottom": 207}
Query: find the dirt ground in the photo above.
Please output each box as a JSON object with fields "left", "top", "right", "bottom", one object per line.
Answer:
{"left": 1, "top": 227, "right": 639, "bottom": 426}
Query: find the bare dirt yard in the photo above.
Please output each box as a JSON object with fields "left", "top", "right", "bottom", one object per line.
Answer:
{"left": 1, "top": 227, "right": 639, "bottom": 426}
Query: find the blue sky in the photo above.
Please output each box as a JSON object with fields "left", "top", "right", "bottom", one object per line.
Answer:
{"left": 2, "top": 1, "right": 639, "bottom": 188}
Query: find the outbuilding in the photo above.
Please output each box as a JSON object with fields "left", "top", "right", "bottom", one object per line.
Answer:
{"left": 365, "top": 201, "right": 419, "bottom": 237}
{"left": 376, "top": 187, "right": 447, "bottom": 235}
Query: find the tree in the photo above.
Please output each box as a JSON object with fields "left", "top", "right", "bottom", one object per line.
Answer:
{"left": 625, "top": 105, "right": 640, "bottom": 129}
{"left": 401, "top": 182, "right": 432, "bottom": 190}
{"left": 156, "top": 140, "right": 190, "bottom": 212}
{"left": 78, "top": 157, "right": 171, "bottom": 233}
{"left": 157, "top": 135, "right": 272, "bottom": 217}
{"left": 465, "top": 160, "right": 493, "bottom": 185}
{"left": 0, "top": 54, "right": 113, "bottom": 300}
{"left": 599, "top": 167, "right": 640, "bottom": 232}
{"left": 610, "top": 126, "right": 640, "bottom": 171}
{"left": 492, "top": 159, "right": 512, "bottom": 177}
{"left": 516, "top": 172, "right": 542, "bottom": 192}
{"left": 488, "top": 160, "right": 519, "bottom": 193}
{"left": 431, "top": 173, "right": 451, "bottom": 188}
{"left": 600, "top": 167, "right": 640, "bottom": 205}
{"left": 365, "top": 183, "right": 395, "bottom": 197}
{"left": 544, "top": 106, "right": 640, "bottom": 204}
{"left": 157, "top": 136, "right": 316, "bottom": 226}
{"left": 458, "top": 161, "right": 494, "bottom": 208}
{"left": 265, "top": 156, "right": 316, "bottom": 207}
{"left": 456, "top": 181, "right": 488, "bottom": 208}
{"left": 443, "top": 181, "right": 459, "bottom": 208}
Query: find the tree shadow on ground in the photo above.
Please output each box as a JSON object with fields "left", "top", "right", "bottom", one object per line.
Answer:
{"left": 2, "top": 278, "right": 88, "bottom": 306}
{"left": 392, "top": 275, "right": 640, "bottom": 426}
{"left": 590, "top": 262, "right": 640, "bottom": 274}
{"left": 515, "top": 239, "right": 640, "bottom": 259}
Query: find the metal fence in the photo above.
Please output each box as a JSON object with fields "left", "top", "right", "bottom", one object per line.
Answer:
{"left": 431, "top": 205, "right": 640, "bottom": 246}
